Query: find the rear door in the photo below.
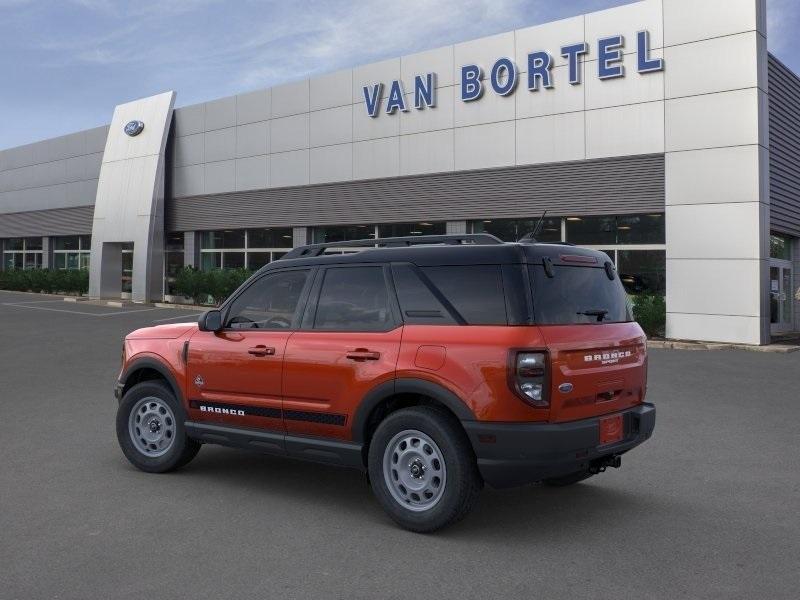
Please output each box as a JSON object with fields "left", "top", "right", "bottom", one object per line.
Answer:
{"left": 529, "top": 262, "right": 647, "bottom": 423}
{"left": 186, "top": 268, "right": 313, "bottom": 432}
{"left": 282, "top": 264, "right": 402, "bottom": 440}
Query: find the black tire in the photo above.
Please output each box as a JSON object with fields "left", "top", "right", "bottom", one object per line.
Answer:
{"left": 544, "top": 470, "right": 594, "bottom": 487}
{"left": 116, "top": 380, "right": 200, "bottom": 473}
{"left": 367, "top": 406, "right": 482, "bottom": 533}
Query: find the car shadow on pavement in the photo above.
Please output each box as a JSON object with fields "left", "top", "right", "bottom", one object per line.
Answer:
{"left": 145, "top": 445, "right": 657, "bottom": 539}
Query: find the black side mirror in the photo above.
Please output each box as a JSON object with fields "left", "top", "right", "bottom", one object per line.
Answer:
{"left": 198, "top": 309, "right": 223, "bottom": 332}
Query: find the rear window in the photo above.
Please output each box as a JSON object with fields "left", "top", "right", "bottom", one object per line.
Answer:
{"left": 530, "top": 264, "right": 632, "bottom": 325}
{"left": 420, "top": 265, "right": 507, "bottom": 325}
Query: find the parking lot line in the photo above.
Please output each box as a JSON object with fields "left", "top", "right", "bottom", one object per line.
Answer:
{"left": 152, "top": 313, "right": 203, "bottom": 322}
{"left": 0, "top": 302, "right": 165, "bottom": 317}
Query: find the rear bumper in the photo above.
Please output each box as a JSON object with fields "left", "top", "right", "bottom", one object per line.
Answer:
{"left": 463, "top": 403, "right": 656, "bottom": 489}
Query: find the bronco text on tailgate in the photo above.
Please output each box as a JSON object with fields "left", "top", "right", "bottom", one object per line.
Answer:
{"left": 114, "top": 233, "right": 655, "bottom": 532}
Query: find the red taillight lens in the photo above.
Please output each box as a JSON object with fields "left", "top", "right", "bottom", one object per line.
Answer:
{"left": 511, "top": 351, "right": 549, "bottom": 408}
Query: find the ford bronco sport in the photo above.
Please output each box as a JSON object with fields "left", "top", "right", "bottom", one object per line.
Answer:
{"left": 115, "top": 234, "right": 655, "bottom": 532}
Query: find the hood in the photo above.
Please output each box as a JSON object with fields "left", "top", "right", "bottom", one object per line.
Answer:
{"left": 126, "top": 322, "right": 198, "bottom": 340}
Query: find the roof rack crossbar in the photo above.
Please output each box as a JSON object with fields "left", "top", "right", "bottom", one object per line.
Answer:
{"left": 281, "top": 233, "right": 503, "bottom": 259}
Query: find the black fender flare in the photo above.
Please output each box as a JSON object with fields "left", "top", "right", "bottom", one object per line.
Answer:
{"left": 351, "top": 378, "right": 475, "bottom": 443}
{"left": 118, "top": 357, "right": 183, "bottom": 406}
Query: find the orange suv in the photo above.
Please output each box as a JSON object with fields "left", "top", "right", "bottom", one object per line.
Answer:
{"left": 115, "top": 234, "right": 655, "bottom": 532}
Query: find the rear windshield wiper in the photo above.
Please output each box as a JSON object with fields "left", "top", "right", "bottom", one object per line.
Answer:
{"left": 577, "top": 309, "right": 609, "bottom": 322}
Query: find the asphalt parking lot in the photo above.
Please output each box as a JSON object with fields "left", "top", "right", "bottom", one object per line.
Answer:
{"left": 0, "top": 289, "right": 798, "bottom": 600}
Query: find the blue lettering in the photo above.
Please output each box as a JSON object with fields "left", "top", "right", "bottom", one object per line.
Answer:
{"left": 598, "top": 35, "right": 625, "bottom": 79}
{"left": 527, "top": 51, "right": 553, "bottom": 91}
{"left": 490, "top": 57, "right": 518, "bottom": 96}
{"left": 637, "top": 30, "right": 664, "bottom": 73}
{"left": 414, "top": 73, "right": 437, "bottom": 109}
{"left": 461, "top": 64, "right": 483, "bottom": 102}
{"left": 561, "top": 42, "right": 589, "bottom": 85}
{"left": 385, "top": 80, "right": 408, "bottom": 114}
{"left": 363, "top": 84, "right": 383, "bottom": 118}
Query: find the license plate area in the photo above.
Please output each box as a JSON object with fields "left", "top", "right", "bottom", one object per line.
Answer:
{"left": 599, "top": 414, "right": 624, "bottom": 446}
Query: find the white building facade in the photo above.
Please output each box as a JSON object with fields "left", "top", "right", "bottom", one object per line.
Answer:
{"left": 1, "top": 0, "right": 798, "bottom": 345}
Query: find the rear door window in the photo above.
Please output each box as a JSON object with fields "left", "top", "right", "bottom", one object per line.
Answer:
{"left": 391, "top": 264, "right": 457, "bottom": 325}
{"left": 314, "top": 266, "right": 393, "bottom": 331}
{"left": 530, "top": 265, "right": 632, "bottom": 325}
{"left": 421, "top": 265, "right": 507, "bottom": 325}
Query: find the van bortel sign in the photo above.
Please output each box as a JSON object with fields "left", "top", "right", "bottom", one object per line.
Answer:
{"left": 362, "top": 31, "right": 664, "bottom": 117}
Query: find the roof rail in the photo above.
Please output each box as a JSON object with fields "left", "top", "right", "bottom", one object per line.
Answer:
{"left": 281, "top": 233, "right": 504, "bottom": 260}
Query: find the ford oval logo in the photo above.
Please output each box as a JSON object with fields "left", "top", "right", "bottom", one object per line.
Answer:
{"left": 124, "top": 120, "right": 145, "bottom": 137}
{"left": 558, "top": 382, "right": 574, "bottom": 394}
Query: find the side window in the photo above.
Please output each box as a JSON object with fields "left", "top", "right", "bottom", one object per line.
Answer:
{"left": 314, "top": 267, "right": 392, "bottom": 331}
{"left": 225, "top": 270, "right": 309, "bottom": 330}
{"left": 421, "top": 265, "right": 507, "bottom": 325}
{"left": 391, "top": 264, "right": 457, "bottom": 325}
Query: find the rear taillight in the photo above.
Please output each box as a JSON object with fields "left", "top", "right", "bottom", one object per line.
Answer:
{"left": 510, "top": 351, "right": 549, "bottom": 408}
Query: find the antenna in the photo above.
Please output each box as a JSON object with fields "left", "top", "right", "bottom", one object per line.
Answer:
{"left": 531, "top": 210, "right": 548, "bottom": 240}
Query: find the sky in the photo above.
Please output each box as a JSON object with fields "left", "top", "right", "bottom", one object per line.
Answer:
{"left": 0, "top": 0, "right": 798, "bottom": 150}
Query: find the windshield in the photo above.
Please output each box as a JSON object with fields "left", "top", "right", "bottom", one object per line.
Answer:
{"left": 529, "top": 264, "right": 632, "bottom": 325}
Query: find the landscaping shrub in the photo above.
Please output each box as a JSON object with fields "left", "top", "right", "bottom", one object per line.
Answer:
{"left": 172, "top": 266, "right": 253, "bottom": 305}
{"left": 0, "top": 268, "right": 89, "bottom": 295}
{"left": 631, "top": 294, "right": 666, "bottom": 338}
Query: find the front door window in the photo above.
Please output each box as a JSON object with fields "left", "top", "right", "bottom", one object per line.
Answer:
{"left": 770, "top": 264, "right": 793, "bottom": 332}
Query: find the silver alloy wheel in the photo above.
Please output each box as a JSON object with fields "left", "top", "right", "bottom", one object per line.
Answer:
{"left": 128, "top": 396, "right": 176, "bottom": 458}
{"left": 383, "top": 429, "right": 447, "bottom": 512}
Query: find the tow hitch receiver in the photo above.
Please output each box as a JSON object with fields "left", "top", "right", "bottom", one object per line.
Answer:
{"left": 589, "top": 455, "right": 622, "bottom": 474}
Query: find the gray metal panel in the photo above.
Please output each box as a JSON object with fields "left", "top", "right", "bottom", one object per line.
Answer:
{"left": 0, "top": 205, "right": 94, "bottom": 237}
{"left": 768, "top": 54, "right": 800, "bottom": 237}
{"left": 167, "top": 154, "right": 665, "bottom": 231}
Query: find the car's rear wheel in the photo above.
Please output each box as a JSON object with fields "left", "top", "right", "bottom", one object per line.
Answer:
{"left": 116, "top": 381, "right": 200, "bottom": 473}
{"left": 368, "top": 406, "right": 482, "bottom": 533}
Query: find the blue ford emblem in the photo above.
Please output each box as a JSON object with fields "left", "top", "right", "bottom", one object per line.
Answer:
{"left": 124, "top": 120, "right": 145, "bottom": 137}
{"left": 558, "top": 382, "right": 574, "bottom": 394}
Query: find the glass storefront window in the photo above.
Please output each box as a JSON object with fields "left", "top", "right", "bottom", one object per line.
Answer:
{"left": 54, "top": 236, "right": 80, "bottom": 251}
{"left": 200, "top": 230, "right": 246, "bottom": 249}
{"left": 24, "top": 237, "right": 43, "bottom": 251}
{"left": 2, "top": 237, "right": 44, "bottom": 270}
{"left": 565, "top": 216, "right": 617, "bottom": 245}
{"left": 5, "top": 238, "right": 24, "bottom": 251}
{"left": 53, "top": 235, "right": 90, "bottom": 270}
{"left": 770, "top": 234, "right": 792, "bottom": 261}
{"left": 616, "top": 214, "right": 665, "bottom": 244}
{"left": 377, "top": 222, "right": 446, "bottom": 238}
{"left": 247, "top": 252, "right": 271, "bottom": 269}
{"left": 201, "top": 252, "right": 222, "bottom": 271}
{"left": 313, "top": 224, "right": 375, "bottom": 243}
{"left": 224, "top": 252, "right": 246, "bottom": 269}
{"left": 618, "top": 250, "right": 666, "bottom": 295}
{"left": 470, "top": 218, "right": 562, "bottom": 243}
{"left": 248, "top": 228, "right": 293, "bottom": 248}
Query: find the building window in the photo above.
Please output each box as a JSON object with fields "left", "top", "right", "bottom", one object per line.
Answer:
{"left": 165, "top": 233, "right": 185, "bottom": 295}
{"left": 566, "top": 214, "right": 664, "bottom": 245}
{"left": 53, "top": 235, "right": 91, "bottom": 270}
{"left": 617, "top": 250, "right": 666, "bottom": 295}
{"left": 312, "top": 222, "right": 447, "bottom": 244}
{"left": 770, "top": 234, "right": 792, "bottom": 261}
{"left": 469, "top": 218, "right": 561, "bottom": 243}
{"left": 199, "top": 228, "right": 292, "bottom": 270}
{"left": 3, "top": 237, "right": 44, "bottom": 270}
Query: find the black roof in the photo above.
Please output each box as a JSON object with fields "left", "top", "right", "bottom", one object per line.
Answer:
{"left": 258, "top": 235, "right": 611, "bottom": 273}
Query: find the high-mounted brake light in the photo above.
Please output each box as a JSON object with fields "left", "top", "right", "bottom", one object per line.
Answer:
{"left": 509, "top": 351, "right": 549, "bottom": 408}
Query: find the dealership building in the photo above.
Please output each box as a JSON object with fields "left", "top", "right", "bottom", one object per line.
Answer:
{"left": 0, "top": 0, "right": 797, "bottom": 345}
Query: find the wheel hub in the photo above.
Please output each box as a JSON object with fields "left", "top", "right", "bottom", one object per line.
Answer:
{"left": 383, "top": 429, "right": 447, "bottom": 513}
{"left": 128, "top": 397, "right": 177, "bottom": 458}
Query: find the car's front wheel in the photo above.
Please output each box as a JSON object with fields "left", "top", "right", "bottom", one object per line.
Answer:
{"left": 368, "top": 406, "right": 482, "bottom": 533}
{"left": 116, "top": 380, "right": 200, "bottom": 473}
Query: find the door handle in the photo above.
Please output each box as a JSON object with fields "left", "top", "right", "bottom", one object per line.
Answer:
{"left": 248, "top": 345, "right": 276, "bottom": 357}
{"left": 346, "top": 349, "right": 381, "bottom": 361}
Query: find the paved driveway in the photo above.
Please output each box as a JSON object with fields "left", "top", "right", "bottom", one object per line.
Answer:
{"left": 0, "top": 290, "right": 797, "bottom": 599}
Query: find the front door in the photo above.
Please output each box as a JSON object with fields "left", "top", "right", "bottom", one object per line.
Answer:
{"left": 282, "top": 265, "right": 402, "bottom": 441}
{"left": 186, "top": 268, "right": 313, "bottom": 432}
{"left": 770, "top": 261, "right": 793, "bottom": 334}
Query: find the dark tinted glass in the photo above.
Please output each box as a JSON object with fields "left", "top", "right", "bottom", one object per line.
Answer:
{"left": 770, "top": 234, "right": 791, "bottom": 260}
{"left": 53, "top": 237, "right": 79, "bottom": 251}
{"left": 79, "top": 235, "right": 92, "bottom": 250}
{"left": 313, "top": 225, "right": 375, "bottom": 243}
{"left": 618, "top": 250, "right": 666, "bottom": 295}
{"left": 24, "top": 237, "right": 43, "bottom": 250}
{"left": 530, "top": 265, "right": 632, "bottom": 325}
{"left": 422, "top": 265, "right": 507, "bottom": 325}
{"left": 201, "top": 230, "right": 245, "bottom": 249}
{"left": 617, "top": 214, "right": 665, "bottom": 244}
{"left": 391, "top": 264, "right": 457, "bottom": 325}
{"left": 565, "top": 216, "right": 616, "bottom": 245}
{"left": 377, "top": 222, "right": 446, "bottom": 238}
{"left": 471, "top": 218, "right": 561, "bottom": 243}
{"left": 165, "top": 233, "right": 184, "bottom": 252}
{"left": 5, "top": 238, "right": 24, "bottom": 251}
{"left": 223, "top": 252, "right": 245, "bottom": 270}
{"left": 314, "top": 267, "right": 392, "bottom": 331}
{"left": 247, "top": 252, "right": 270, "bottom": 269}
{"left": 248, "top": 228, "right": 293, "bottom": 248}
{"left": 226, "top": 270, "right": 309, "bottom": 330}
